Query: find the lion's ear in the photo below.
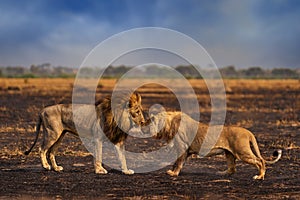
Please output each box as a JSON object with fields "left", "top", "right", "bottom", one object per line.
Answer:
{"left": 137, "top": 93, "right": 142, "bottom": 103}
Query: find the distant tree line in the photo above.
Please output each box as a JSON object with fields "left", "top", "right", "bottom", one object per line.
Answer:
{"left": 0, "top": 63, "right": 299, "bottom": 79}
{"left": 219, "top": 65, "right": 299, "bottom": 79}
{"left": 0, "top": 63, "right": 77, "bottom": 78}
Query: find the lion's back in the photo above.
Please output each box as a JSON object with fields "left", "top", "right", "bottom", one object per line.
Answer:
{"left": 40, "top": 104, "right": 67, "bottom": 122}
{"left": 41, "top": 104, "right": 97, "bottom": 134}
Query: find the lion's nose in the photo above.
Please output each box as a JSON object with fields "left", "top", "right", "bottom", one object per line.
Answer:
{"left": 141, "top": 118, "right": 151, "bottom": 126}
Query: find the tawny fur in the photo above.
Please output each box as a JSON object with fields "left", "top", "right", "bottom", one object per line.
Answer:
{"left": 25, "top": 92, "right": 145, "bottom": 175}
{"left": 149, "top": 111, "right": 282, "bottom": 180}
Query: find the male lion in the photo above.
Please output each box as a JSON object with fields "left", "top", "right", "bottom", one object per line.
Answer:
{"left": 148, "top": 111, "right": 282, "bottom": 180}
{"left": 25, "top": 91, "right": 145, "bottom": 175}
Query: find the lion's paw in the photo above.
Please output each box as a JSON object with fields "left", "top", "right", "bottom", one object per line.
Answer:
{"left": 95, "top": 168, "right": 108, "bottom": 174}
{"left": 167, "top": 170, "right": 178, "bottom": 176}
{"left": 122, "top": 169, "right": 134, "bottom": 175}
{"left": 54, "top": 166, "right": 64, "bottom": 172}
{"left": 43, "top": 165, "right": 51, "bottom": 171}
{"left": 253, "top": 175, "right": 264, "bottom": 180}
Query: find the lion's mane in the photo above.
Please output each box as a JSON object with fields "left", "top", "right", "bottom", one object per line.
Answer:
{"left": 97, "top": 91, "right": 141, "bottom": 144}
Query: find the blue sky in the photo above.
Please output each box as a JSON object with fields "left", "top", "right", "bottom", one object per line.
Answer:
{"left": 0, "top": 0, "right": 299, "bottom": 68}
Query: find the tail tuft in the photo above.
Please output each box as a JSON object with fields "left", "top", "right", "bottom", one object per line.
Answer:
{"left": 266, "top": 149, "right": 282, "bottom": 164}
{"left": 273, "top": 149, "right": 282, "bottom": 157}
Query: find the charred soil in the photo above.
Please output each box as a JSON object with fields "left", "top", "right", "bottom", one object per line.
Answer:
{"left": 0, "top": 79, "right": 299, "bottom": 199}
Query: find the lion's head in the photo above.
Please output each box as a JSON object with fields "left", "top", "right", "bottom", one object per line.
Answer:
{"left": 127, "top": 92, "right": 145, "bottom": 126}
{"left": 98, "top": 91, "right": 145, "bottom": 144}
{"left": 148, "top": 111, "right": 181, "bottom": 142}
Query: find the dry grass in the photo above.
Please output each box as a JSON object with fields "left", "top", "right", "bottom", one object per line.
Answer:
{"left": 0, "top": 78, "right": 118, "bottom": 92}
{"left": 223, "top": 79, "right": 300, "bottom": 90}
{"left": 2, "top": 78, "right": 298, "bottom": 92}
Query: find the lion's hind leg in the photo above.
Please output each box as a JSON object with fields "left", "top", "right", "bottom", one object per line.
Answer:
{"left": 252, "top": 158, "right": 266, "bottom": 180}
{"left": 40, "top": 147, "right": 51, "bottom": 171}
{"left": 48, "top": 131, "right": 66, "bottom": 172}
{"left": 218, "top": 150, "right": 236, "bottom": 176}
{"left": 238, "top": 152, "right": 266, "bottom": 180}
{"left": 40, "top": 126, "right": 63, "bottom": 171}
{"left": 40, "top": 130, "right": 52, "bottom": 171}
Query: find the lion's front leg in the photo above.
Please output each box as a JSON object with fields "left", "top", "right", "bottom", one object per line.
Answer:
{"left": 94, "top": 138, "right": 107, "bottom": 174}
{"left": 114, "top": 141, "right": 134, "bottom": 175}
{"left": 167, "top": 151, "right": 188, "bottom": 176}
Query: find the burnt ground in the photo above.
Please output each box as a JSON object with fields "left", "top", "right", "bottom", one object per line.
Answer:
{"left": 0, "top": 79, "right": 299, "bottom": 199}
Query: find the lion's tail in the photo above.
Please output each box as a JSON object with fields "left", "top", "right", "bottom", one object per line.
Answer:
{"left": 250, "top": 134, "right": 282, "bottom": 164}
{"left": 265, "top": 149, "right": 282, "bottom": 164}
{"left": 24, "top": 114, "right": 42, "bottom": 155}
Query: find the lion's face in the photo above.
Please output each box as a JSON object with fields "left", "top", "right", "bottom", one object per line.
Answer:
{"left": 128, "top": 92, "right": 145, "bottom": 126}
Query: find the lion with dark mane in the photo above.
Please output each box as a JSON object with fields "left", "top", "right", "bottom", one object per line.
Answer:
{"left": 25, "top": 91, "right": 145, "bottom": 175}
{"left": 148, "top": 111, "right": 282, "bottom": 180}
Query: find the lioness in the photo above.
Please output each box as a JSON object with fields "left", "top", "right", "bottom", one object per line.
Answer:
{"left": 148, "top": 111, "right": 282, "bottom": 180}
{"left": 25, "top": 92, "right": 145, "bottom": 175}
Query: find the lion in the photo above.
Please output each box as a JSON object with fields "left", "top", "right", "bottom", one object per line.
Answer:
{"left": 147, "top": 111, "right": 282, "bottom": 180}
{"left": 25, "top": 91, "right": 145, "bottom": 175}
